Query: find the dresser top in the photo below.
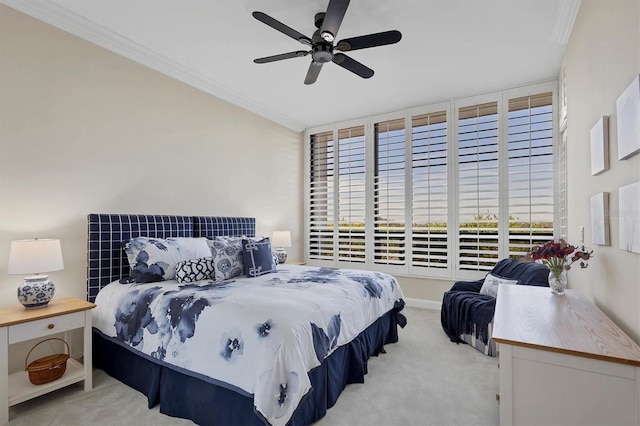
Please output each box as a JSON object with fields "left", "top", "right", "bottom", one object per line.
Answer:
{"left": 492, "top": 285, "right": 640, "bottom": 366}
{"left": 0, "top": 297, "right": 95, "bottom": 327}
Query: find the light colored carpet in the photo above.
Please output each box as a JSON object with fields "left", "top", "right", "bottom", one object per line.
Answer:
{"left": 9, "top": 308, "right": 499, "bottom": 425}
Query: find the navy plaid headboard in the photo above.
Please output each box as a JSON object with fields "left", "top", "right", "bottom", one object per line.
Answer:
{"left": 192, "top": 216, "right": 256, "bottom": 238}
{"left": 87, "top": 214, "right": 255, "bottom": 302}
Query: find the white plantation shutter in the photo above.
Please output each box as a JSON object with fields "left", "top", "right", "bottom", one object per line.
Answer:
{"left": 411, "top": 111, "right": 448, "bottom": 269}
{"left": 374, "top": 118, "right": 406, "bottom": 266}
{"left": 306, "top": 83, "right": 557, "bottom": 280}
{"left": 558, "top": 131, "right": 568, "bottom": 239}
{"left": 338, "top": 126, "right": 366, "bottom": 263}
{"left": 309, "top": 131, "right": 335, "bottom": 261}
{"left": 458, "top": 102, "right": 499, "bottom": 271}
{"left": 508, "top": 93, "right": 555, "bottom": 256}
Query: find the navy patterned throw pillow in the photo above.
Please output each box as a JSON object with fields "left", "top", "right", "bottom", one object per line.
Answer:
{"left": 242, "top": 237, "right": 277, "bottom": 277}
{"left": 175, "top": 257, "right": 215, "bottom": 283}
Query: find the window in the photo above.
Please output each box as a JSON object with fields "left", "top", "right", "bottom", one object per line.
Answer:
{"left": 337, "top": 126, "right": 366, "bottom": 263}
{"left": 457, "top": 102, "right": 499, "bottom": 271}
{"left": 309, "top": 131, "right": 334, "bottom": 261}
{"left": 306, "top": 82, "right": 557, "bottom": 280}
{"left": 507, "top": 93, "right": 555, "bottom": 256}
{"left": 411, "top": 111, "right": 448, "bottom": 270}
{"left": 374, "top": 119, "right": 406, "bottom": 266}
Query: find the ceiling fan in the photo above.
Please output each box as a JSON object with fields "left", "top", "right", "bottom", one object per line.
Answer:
{"left": 252, "top": 0, "right": 402, "bottom": 85}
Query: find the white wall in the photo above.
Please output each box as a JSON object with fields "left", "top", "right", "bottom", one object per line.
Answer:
{"left": 565, "top": 0, "right": 640, "bottom": 342}
{"left": 0, "top": 5, "right": 304, "bottom": 372}
{"left": 0, "top": 6, "right": 303, "bottom": 306}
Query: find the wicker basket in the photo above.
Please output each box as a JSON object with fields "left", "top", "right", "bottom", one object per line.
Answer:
{"left": 25, "top": 338, "right": 70, "bottom": 385}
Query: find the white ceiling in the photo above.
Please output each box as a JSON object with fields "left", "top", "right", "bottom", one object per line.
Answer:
{"left": 2, "top": 0, "right": 580, "bottom": 131}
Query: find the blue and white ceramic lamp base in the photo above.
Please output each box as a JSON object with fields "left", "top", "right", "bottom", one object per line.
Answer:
{"left": 275, "top": 249, "right": 287, "bottom": 264}
{"left": 17, "top": 275, "right": 55, "bottom": 309}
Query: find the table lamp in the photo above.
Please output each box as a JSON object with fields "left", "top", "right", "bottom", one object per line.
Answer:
{"left": 8, "top": 238, "right": 64, "bottom": 309}
{"left": 271, "top": 231, "right": 291, "bottom": 264}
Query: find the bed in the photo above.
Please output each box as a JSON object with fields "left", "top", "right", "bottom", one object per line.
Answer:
{"left": 87, "top": 214, "right": 406, "bottom": 425}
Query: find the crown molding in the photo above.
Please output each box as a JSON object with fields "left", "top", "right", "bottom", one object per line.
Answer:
{"left": 551, "top": 0, "right": 582, "bottom": 45}
{"left": 1, "top": 0, "right": 306, "bottom": 132}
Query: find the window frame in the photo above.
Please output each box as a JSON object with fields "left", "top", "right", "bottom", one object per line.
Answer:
{"left": 453, "top": 92, "right": 501, "bottom": 279}
{"left": 304, "top": 80, "right": 559, "bottom": 282}
{"left": 407, "top": 101, "right": 453, "bottom": 279}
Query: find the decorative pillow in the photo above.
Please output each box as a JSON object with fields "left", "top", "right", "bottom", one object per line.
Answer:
{"left": 242, "top": 237, "right": 277, "bottom": 278}
{"left": 479, "top": 273, "right": 518, "bottom": 298}
{"left": 207, "top": 236, "right": 244, "bottom": 282}
{"left": 175, "top": 257, "right": 215, "bottom": 283}
{"left": 123, "top": 237, "right": 211, "bottom": 283}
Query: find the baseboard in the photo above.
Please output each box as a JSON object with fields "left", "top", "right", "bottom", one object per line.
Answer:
{"left": 405, "top": 297, "right": 441, "bottom": 311}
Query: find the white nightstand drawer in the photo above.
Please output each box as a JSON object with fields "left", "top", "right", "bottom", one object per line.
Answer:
{"left": 8, "top": 311, "right": 85, "bottom": 344}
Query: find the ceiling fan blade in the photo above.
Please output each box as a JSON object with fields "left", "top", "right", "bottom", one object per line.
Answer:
{"left": 304, "top": 61, "right": 324, "bottom": 85}
{"left": 332, "top": 53, "right": 374, "bottom": 79}
{"left": 252, "top": 11, "right": 312, "bottom": 46}
{"left": 254, "top": 51, "right": 309, "bottom": 64}
{"left": 320, "top": 0, "right": 350, "bottom": 41}
{"left": 336, "top": 30, "right": 402, "bottom": 52}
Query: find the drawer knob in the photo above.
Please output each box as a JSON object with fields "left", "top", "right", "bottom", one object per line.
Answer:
{"left": 47, "top": 324, "right": 55, "bottom": 329}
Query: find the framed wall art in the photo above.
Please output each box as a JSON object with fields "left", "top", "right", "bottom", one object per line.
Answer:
{"left": 590, "top": 116, "right": 609, "bottom": 175}
{"left": 616, "top": 74, "right": 640, "bottom": 160}
{"left": 618, "top": 181, "right": 640, "bottom": 254}
{"left": 590, "top": 192, "right": 610, "bottom": 246}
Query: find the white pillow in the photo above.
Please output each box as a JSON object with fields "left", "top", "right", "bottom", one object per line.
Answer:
{"left": 123, "top": 237, "right": 211, "bottom": 283}
{"left": 479, "top": 273, "right": 518, "bottom": 298}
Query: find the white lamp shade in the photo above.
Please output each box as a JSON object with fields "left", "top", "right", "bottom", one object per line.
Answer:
{"left": 271, "top": 231, "right": 292, "bottom": 248}
{"left": 8, "top": 239, "right": 64, "bottom": 275}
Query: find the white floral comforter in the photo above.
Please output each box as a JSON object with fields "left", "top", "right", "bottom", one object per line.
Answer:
{"left": 93, "top": 264, "right": 405, "bottom": 426}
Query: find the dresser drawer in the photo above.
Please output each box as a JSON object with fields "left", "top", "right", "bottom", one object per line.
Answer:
{"left": 8, "top": 311, "right": 85, "bottom": 344}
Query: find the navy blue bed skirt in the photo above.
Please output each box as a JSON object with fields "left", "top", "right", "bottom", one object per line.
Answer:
{"left": 93, "top": 301, "right": 405, "bottom": 425}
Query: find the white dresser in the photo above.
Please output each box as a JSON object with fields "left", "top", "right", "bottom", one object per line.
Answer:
{"left": 492, "top": 285, "right": 640, "bottom": 426}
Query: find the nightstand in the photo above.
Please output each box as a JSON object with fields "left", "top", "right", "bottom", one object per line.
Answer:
{"left": 0, "top": 297, "right": 96, "bottom": 424}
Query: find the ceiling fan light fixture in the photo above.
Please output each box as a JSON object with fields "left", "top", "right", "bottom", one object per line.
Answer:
{"left": 312, "top": 44, "right": 334, "bottom": 63}
{"left": 252, "top": 0, "right": 402, "bottom": 84}
{"left": 320, "top": 31, "right": 334, "bottom": 42}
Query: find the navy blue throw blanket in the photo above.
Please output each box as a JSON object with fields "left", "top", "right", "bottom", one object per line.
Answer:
{"left": 441, "top": 291, "right": 495, "bottom": 344}
{"left": 441, "top": 258, "right": 549, "bottom": 345}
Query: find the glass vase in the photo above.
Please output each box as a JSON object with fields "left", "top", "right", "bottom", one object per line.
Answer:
{"left": 548, "top": 269, "right": 568, "bottom": 295}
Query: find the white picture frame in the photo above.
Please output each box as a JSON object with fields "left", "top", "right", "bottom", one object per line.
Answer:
{"left": 616, "top": 74, "right": 640, "bottom": 160}
{"left": 619, "top": 181, "right": 640, "bottom": 254}
{"left": 590, "top": 192, "right": 610, "bottom": 246}
{"left": 590, "top": 116, "right": 609, "bottom": 175}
